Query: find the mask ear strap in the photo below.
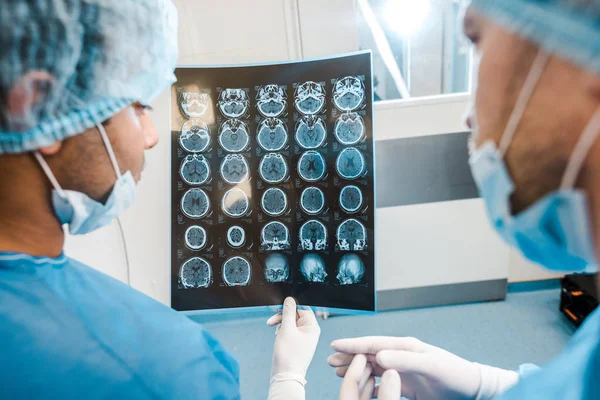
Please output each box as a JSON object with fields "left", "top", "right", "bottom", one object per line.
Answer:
{"left": 498, "top": 51, "right": 550, "bottom": 158}
{"left": 560, "top": 107, "right": 600, "bottom": 190}
{"left": 33, "top": 151, "right": 67, "bottom": 198}
{"left": 96, "top": 123, "right": 122, "bottom": 179}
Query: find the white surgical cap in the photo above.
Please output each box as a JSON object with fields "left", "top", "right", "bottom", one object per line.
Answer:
{"left": 0, "top": 0, "right": 178, "bottom": 154}
{"left": 469, "top": 0, "right": 600, "bottom": 74}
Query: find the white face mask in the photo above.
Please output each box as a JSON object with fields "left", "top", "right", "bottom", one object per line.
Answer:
{"left": 35, "top": 124, "right": 136, "bottom": 235}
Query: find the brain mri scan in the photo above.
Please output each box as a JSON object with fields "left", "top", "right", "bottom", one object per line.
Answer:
{"left": 179, "top": 154, "right": 210, "bottom": 185}
{"left": 337, "top": 218, "right": 367, "bottom": 251}
{"left": 257, "top": 118, "right": 288, "bottom": 151}
{"left": 181, "top": 188, "right": 210, "bottom": 219}
{"left": 333, "top": 76, "right": 365, "bottom": 111}
{"left": 336, "top": 254, "right": 365, "bottom": 285}
{"left": 185, "top": 225, "right": 207, "bottom": 250}
{"left": 295, "top": 116, "right": 327, "bottom": 149}
{"left": 221, "top": 188, "right": 250, "bottom": 218}
{"left": 217, "top": 88, "right": 250, "bottom": 118}
{"left": 336, "top": 147, "right": 366, "bottom": 180}
{"left": 334, "top": 112, "right": 365, "bottom": 145}
{"left": 300, "top": 186, "right": 326, "bottom": 215}
{"left": 300, "top": 253, "right": 327, "bottom": 283}
{"left": 179, "top": 120, "right": 211, "bottom": 153}
{"left": 180, "top": 257, "right": 212, "bottom": 288}
{"left": 220, "top": 154, "right": 250, "bottom": 184}
{"left": 339, "top": 185, "right": 363, "bottom": 213}
{"left": 261, "top": 221, "right": 290, "bottom": 250}
{"left": 294, "top": 81, "right": 326, "bottom": 115}
{"left": 264, "top": 253, "right": 289, "bottom": 283}
{"left": 298, "top": 150, "right": 326, "bottom": 182}
{"left": 178, "top": 90, "right": 210, "bottom": 119}
{"left": 218, "top": 119, "right": 250, "bottom": 152}
{"left": 299, "top": 220, "right": 328, "bottom": 251}
{"left": 227, "top": 225, "right": 246, "bottom": 248}
{"left": 222, "top": 256, "right": 251, "bottom": 286}
{"left": 256, "top": 84, "right": 287, "bottom": 117}
{"left": 261, "top": 187, "right": 287, "bottom": 217}
{"left": 259, "top": 153, "right": 288, "bottom": 184}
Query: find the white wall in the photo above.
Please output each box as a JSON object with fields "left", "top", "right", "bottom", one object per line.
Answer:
{"left": 64, "top": 0, "right": 555, "bottom": 309}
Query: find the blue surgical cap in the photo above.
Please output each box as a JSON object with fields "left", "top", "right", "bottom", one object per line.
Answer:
{"left": 469, "top": 0, "right": 600, "bottom": 74}
{"left": 0, "top": 0, "right": 178, "bottom": 154}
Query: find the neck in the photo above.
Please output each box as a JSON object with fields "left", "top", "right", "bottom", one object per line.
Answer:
{"left": 0, "top": 153, "right": 64, "bottom": 258}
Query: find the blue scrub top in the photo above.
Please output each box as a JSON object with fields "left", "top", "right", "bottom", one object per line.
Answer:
{"left": 0, "top": 252, "right": 240, "bottom": 399}
{"left": 498, "top": 306, "right": 600, "bottom": 399}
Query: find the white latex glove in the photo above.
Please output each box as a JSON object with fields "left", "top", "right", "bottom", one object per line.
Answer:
{"left": 339, "top": 354, "right": 401, "bottom": 400}
{"left": 328, "top": 336, "right": 519, "bottom": 400}
{"left": 266, "top": 297, "right": 321, "bottom": 400}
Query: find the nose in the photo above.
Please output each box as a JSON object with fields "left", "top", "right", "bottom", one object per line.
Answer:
{"left": 140, "top": 115, "right": 159, "bottom": 149}
{"left": 465, "top": 115, "right": 473, "bottom": 129}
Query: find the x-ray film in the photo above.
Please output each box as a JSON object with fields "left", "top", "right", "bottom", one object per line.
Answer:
{"left": 171, "top": 51, "right": 375, "bottom": 314}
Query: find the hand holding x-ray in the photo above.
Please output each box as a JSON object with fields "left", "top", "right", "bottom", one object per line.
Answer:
{"left": 266, "top": 297, "right": 321, "bottom": 400}
{"left": 329, "top": 336, "right": 520, "bottom": 400}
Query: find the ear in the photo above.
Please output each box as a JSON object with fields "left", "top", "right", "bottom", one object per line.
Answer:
{"left": 38, "top": 141, "right": 62, "bottom": 155}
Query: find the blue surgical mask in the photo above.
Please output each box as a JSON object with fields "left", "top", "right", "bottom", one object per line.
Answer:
{"left": 35, "top": 124, "right": 136, "bottom": 235}
{"left": 469, "top": 51, "right": 600, "bottom": 273}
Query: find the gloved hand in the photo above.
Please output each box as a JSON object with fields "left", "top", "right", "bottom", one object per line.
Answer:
{"left": 266, "top": 297, "right": 321, "bottom": 400}
{"left": 339, "top": 354, "right": 401, "bottom": 400}
{"left": 328, "top": 336, "right": 519, "bottom": 400}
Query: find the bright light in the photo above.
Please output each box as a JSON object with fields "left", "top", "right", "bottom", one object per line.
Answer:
{"left": 384, "top": 0, "right": 431, "bottom": 37}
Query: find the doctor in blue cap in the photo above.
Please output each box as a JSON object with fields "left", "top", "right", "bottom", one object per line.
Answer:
{"left": 331, "top": 0, "right": 600, "bottom": 399}
{"left": 0, "top": 1, "right": 320, "bottom": 399}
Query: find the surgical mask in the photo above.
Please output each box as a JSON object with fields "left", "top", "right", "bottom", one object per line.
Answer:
{"left": 469, "top": 51, "right": 600, "bottom": 273}
{"left": 34, "top": 124, "right": 136, "bottom": 235}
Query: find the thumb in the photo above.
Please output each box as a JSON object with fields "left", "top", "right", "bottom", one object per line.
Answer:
{"left": 281, "top": 297, "right": 297, "bottom": 328}
{"left": 377, "top": 370, "right": 401, "bottom": 400}
{"left": 376, "top": 350, "right": 431, "bottom": 375}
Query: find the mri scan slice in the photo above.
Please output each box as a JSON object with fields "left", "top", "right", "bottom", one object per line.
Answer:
{"left": 179, "top": 154, "right": 210, "bottom": 185}
{"left": 300, "top": 253, "right": 327, "bottom": 283}
{"left": 222, "top": 256, "right": 251, "bottom": 286}
{"left": 227, "top": 225, "right": 246, "bottom": 248}
{"left": 334, "top": 112, "right": 365, "bottom": 145}
{"left": 300, "top": 186, "right": 326, "bottom": 215}
{"left": 336, "top": 254, "right": 365, "bottom": 285}
{"left": 179, "top": 120, "right": 211, "bottom": 153}
{"left": 217, "top": 88, "right": 250, "bottom": 118}
{"left": 180, "top": 257, "right": 212, "bottom": 288}
{"left": 299, "top": 220, "right": 328, "bottom": 251}
{"left": 257, "top": 118, "right": 288, "bottom": 151}
{"left": 295, "top": 116, "right": 326, "bottom": 149}
{"left": 178, "top": 90, "right": 210, "bottom": 119}
{"left": 218, "top": 119, "right": 250, "bottom": 152}
{"left": 181, "top": 188, "right": 210, "bottom": 219}
{"left": 256, "top": 84, "right": 287, "bottom": 117}
{"left": 336, "top": 147, "right": 366, "bottom": 180}
{"left": 221, "top": 188, "right": 250, "bottom": 218}
{"left": 261, "top": 187, "right": 287, "bottom": 217}
{"left": 333, "top": 76, "right": 365, "bottom": 111}
{"left": 294, "top": 81, "right": 326, "bottom": 115}
{"left": 339, "top": 185, "right": 363, "bottom": 213}
{"left": 337, "top": 218, "right": 367, "bottom": 251}
{"left": 220, "top": 154, "right": 249, "bottom": 184}
{"left": 259, "top": 153, "right": 288, "bottom": 184}
{"left": 261, "top": 221, "right": 290, "bottom": 250}
{"left": 264, "top": 253, "right": 289, "bottom": 283}
{"left": 298, "top": 151, "right": 326, "bottom": 182}
{"left": 185, "top": 225, "right": 207, "bottom": 250}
